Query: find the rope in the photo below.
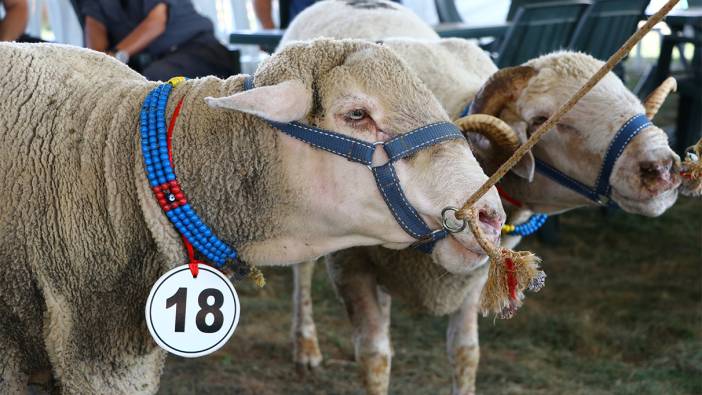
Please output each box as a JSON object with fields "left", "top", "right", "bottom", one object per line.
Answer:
{"left": 456, "top": 0, "right": 681, "bottom": 219}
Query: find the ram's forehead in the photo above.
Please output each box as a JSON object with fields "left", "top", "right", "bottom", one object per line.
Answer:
{"left": 526, "top": 51, "right": 603, "bottom": 79}
{"left": 522, "top": 51, "right": 639, "bottom": 108}
{"left": 343, "top": 46, "right": 409, "bottom": 73}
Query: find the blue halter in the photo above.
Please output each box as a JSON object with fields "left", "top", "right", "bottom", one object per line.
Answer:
{"left": 244, "top": 76, "right": 464, "bottom": 252}
{"left": 533, "top": 114, "right": 651, "bottom": 207}
{"left": 462, "top": 97, "right": 651, "bottom": 209}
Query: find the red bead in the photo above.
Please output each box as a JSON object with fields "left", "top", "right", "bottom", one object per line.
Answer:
{"left": 178, "top": 198, "right": 187, "bottom": 205}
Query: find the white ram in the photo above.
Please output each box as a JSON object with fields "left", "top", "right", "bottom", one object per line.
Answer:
{"left": 0, "top": 39, "right": 504, "bottom": 394}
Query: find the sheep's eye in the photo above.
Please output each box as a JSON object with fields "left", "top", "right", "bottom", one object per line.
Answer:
{"left": 346, "top": 109, "right": 368, "bottom": 121}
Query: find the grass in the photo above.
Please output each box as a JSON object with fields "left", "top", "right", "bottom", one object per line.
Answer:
{"left": 158, "top": 197, "right": 701, "bottom": 395}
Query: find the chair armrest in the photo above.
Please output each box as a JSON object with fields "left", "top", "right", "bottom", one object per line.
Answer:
{"left": 434, "top": 23, "right": 510, "bottom": 39}
{"left": 230, "top": 29, "right": 285, "bottom": 47}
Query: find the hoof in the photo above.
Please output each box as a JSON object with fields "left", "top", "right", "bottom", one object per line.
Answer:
{"left": 293, "top": 335, "right": 323, "bottom": 376}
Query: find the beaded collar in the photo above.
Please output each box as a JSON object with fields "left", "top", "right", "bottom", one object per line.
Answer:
{"left": 140, "top": 77, "right": 252, "bottom": 280}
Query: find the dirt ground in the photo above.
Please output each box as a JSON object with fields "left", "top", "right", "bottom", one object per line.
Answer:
{"left": 157, "top": 196, "right": 701, "bottom": 395}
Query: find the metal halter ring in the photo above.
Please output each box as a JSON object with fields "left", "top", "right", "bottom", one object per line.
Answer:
{"left": 367, "top": 141, "right": 388, "bottom": 170}
{"left": 441, "top": 206, "right": 467, "bottom": 233}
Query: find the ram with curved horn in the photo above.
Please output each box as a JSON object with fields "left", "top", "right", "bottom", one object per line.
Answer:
{"left": 277, "top": 1, "right": 683, "bottom": 394}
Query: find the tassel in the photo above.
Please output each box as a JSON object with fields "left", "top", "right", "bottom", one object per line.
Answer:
{"left": 680, "top": 140, "right": 702, "bottom": 197}
{"left": 481, "top": 248, "right": 545, "bottom": 319}
{"left": 466, "top": 208, "right": 546, "bottom": 319}
{"left": 249, "top": 266, "right": 266, "bottom": 288}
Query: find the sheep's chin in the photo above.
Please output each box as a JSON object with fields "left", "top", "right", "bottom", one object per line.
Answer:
{"left": 611, "top": 187, "right": 678, "bottom": 217}
{"left": 431, "top": 236, "right": 490, "bottom": 275}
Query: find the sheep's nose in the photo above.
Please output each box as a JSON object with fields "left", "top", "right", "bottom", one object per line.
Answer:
{"left": 639, "top": 158, "right": 677, "bottom": 191}
{"left": 478, "top": 205, "right": 503, "bottom": 234}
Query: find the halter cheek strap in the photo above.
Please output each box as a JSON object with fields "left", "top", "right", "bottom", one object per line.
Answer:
{"left": 534, "top": 113, "right": 651, "bottom": 207}
{"left": 243, "top": 76, "right": 463, "bottom": 252}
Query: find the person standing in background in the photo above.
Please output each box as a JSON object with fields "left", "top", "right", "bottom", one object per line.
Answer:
{"left": 0, "top": 0, "right": 28, "bottom": 41}
{"left": 82, "top": 0, "right": 239, "bottom": 81}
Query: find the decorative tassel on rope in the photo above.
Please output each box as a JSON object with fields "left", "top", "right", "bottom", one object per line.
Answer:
{"left": 680, "top": 138, "right": 702, "bottom": 197}
{"left": 466, "top": 208, "right": 545, "bottom": 319}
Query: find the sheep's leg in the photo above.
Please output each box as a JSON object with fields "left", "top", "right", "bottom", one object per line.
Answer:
{"left": 0, "top": 337, "right": 28, "bottom": 394}
{"left": 41, "top": 284, "right": 166, "bottom": 395}
{"left": 446, "top": 266, "right": 488, "bottom": 395}
{"left": 329, "top": 258, "right": 392, "bottom": 395}
{"left": 291, "top": 260, "right": 323, "bottom": 373}
{"left": 355, "top": 286, "right": 392, "bottom": 395}
{"left": 38, "top": 251, "right": 167, "bottom": 395}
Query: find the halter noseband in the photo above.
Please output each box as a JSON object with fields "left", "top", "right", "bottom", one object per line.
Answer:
{"left": 533, "top": 114, "right": 651, "bottom": 207}
{"left": 244, "top": 76, "right": 464, "bottom": 252}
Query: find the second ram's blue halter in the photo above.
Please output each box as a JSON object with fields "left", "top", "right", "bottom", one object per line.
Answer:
{"left": 534, "top": 113, "right": 651, "bottom": 208}
{"left": 243, "top": 76, "right": 464, "bottom": 253}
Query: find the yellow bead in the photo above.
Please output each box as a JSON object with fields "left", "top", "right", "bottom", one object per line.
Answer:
{"left": 168, "top": 76, "right": 186, "bottom": 87}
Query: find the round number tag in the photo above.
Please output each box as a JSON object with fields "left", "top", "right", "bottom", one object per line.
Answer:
{"left": 145, "top": 264, "right": 240, "bottom": 358}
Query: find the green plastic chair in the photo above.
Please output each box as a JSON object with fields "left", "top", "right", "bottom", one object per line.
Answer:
{"left": 568, "top": 0, "right": 650, "bottom": 60}
{"left": 495, "top": 1, "right": 592, "bottom": 67}
{"left": 507, "top": 0, "right": 570, "bottom": 20}
{"left": 435, "top": 0, "right": 464, "bottom": 23}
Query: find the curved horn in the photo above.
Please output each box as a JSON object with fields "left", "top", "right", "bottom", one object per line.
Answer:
{"left": 456, "top": 114, "right": 520, "bottom": 155}
{"left": 644, "top": 77, "right": 677, "bottom": 120}
{"left": 470, "top": 66, "right": 537, "bottom": 116}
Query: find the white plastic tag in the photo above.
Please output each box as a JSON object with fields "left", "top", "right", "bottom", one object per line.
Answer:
{"left": 145, "top": 264, "right": 240, "bottom": 358}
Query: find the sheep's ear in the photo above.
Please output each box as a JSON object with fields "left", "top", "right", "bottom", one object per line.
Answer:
{"left": 205, "top": 80, "right": 311, "bottom": 123}
{"left": 502, "top": 119, "right": 535, "bottom": 181}
{"left": 510, "top": 151, "right": 535, "bottom": 182}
